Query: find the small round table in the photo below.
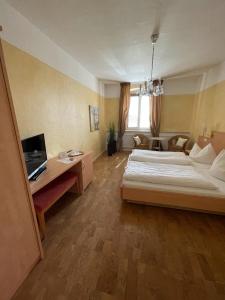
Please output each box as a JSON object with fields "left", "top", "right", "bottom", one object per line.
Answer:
{"left": 150, "top": 136, "right": 166, "bottom": 151}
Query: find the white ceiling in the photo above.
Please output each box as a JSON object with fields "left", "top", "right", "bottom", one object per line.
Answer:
{"left": 6, "top": 0, "right": 225, "bottom": 82}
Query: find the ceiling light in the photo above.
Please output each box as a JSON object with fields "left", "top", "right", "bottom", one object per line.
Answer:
{"left": 138, "top": 33, "right": 164, "bottom": 96}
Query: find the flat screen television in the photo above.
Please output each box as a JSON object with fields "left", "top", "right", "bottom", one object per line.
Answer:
{"left": 21, "top": 133, "right": 47, "bottom": 180}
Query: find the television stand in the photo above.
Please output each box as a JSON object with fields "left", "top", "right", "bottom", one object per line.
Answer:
{"left": 30, "top": 165, "right": 47, "bottom": 181}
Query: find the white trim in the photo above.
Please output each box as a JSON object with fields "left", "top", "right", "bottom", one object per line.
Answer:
{"left": 164, "top": 76, "right": 202, "bottom": 95}
{"left": 0, "top": 1, "right": 101, "bottom": 94}
{"left": 104, "top": 83, "right": 120, "bottom": 98}
{"left": 93, "top": 150, "right": 105, "bottom": 161}
{"left": 199, "top": 61, "right": 225, "bottom": 91}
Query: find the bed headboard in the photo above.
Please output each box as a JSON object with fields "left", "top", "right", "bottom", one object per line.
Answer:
{"left": 198, "top": 131, "right": 225, "bottom": 154}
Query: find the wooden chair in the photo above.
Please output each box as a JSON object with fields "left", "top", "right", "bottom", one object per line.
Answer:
{"left": 168, "top": 135, "right": 190, "bottom": 152}
{"left": 133, "top": 134, "right": 149, "bottom": 150}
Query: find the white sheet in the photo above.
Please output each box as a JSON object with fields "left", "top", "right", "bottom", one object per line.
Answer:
{"left": 124, "top": 160, "right": 217, "bottom": 190}
{"left": 130, "top": 149, "right": 191, "bottom": 165}
{"left": 132, "top": 149, "right": 185, "bottom": 157}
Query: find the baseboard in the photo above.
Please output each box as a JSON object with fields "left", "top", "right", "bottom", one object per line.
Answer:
{"left": 122, "top": 147, "right": 132, "bottom": 152}
{"left": 93, "top": 150, "right": 106, "bottom": 161}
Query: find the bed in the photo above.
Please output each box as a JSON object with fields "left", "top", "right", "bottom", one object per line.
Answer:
{"left": 121, "top": 132, "right": 225, "bottom": 214}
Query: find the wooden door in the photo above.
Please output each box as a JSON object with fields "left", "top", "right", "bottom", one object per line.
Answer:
{"left": 0, "top": 40, "right": 42, "bottom": 300}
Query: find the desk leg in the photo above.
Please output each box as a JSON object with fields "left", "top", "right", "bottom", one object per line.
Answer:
{"left": 36, "top": 212, "right": 46, "bottom": 239}
{"left": 68, "top": 178, "right": 81, "bottom": 194}
{"left": 70, "top": 161, "right": 83, "bottom": 194}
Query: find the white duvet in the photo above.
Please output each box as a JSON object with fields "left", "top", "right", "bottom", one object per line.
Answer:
{"left": 129, "top": 150, "right": 191, "bottom": 165}
{"left": 124, "top": 161, "right": 217, "bottom": 190}
{"left": 132, "top": 149, "right": 185, "bottom": 157}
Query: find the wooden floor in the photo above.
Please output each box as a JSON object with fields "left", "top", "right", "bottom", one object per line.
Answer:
{"left": 13, "top": 152, "right": 225, "bottom": 300}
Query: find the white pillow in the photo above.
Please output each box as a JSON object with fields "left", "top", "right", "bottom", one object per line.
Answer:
{"left": 176, "top": 137, "right": 188, "bottom": 147}
{"left": 189, "top": 143, "right": 201, "bottom": 158}
{"left": 190, "top": 143, "right": 216, "bottom": 164}
{"left": 210, "top": 149, "right": 225, "bottom": 182}
{"left": 133, "top": 136, "right": 141, "bottom": 146}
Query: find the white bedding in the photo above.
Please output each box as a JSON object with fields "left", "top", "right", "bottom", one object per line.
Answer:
{"left": 124, "top": 160, "right": 217, "bottom": 190}
{"left": 122, "top": 178, "right": 225, "bottom": 198}
{"left": 132, "top": 149, "right": 185, "bottom": 157}
{"left": 130, "top": 149, "right": 191, "bottom": 165}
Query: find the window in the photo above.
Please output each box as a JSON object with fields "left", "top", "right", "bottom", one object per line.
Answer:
{"left": 128, "top": 95, "right": 150, "bottom": 129}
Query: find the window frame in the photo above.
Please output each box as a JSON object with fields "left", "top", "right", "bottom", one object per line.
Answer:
{"left": 127, "top": 94, "right": 150, "bottom": 131}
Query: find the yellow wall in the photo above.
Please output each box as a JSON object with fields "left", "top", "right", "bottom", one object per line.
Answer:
{"left": 161, "top": 95, "right": 195, "bottom": 132}
{"left": 104, "top": 78, "right": 225, "bottom": 138}
{"left": 104, "top": 97, "right": 119, "bottom": 130}
{"left": 4, "top": 39, "right": 224, "bottom": 149}
{"left": 104, "top": 94, "right": 195, "bottom": 133}
{"left": 2, "top": 41, "right": 106, "bottom": 159}
{"left": 192, "top": 81, "right": 225, "bottom": 139}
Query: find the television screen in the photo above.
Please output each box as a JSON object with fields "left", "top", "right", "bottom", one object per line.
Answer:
{"left": 21, "top": 133, "right": 47, "bottom": 179}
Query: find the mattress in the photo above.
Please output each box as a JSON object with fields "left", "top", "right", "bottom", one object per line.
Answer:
{"left": 122, "top": 161, "right": 225, "bottom": 199}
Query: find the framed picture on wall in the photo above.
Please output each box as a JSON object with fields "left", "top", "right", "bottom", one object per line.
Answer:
{"left": 89, "top": 105, "right": 99, "bottom": 132}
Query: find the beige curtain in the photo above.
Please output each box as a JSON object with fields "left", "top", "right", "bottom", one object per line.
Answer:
{"left": 150, "top": 94, "right": 161, "bottom": 136}
{"left": 150, "top": 94, "right": 162, "bottom": 148}
{"left": 118, "top": 82, "right": 130, "bottom": 151}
